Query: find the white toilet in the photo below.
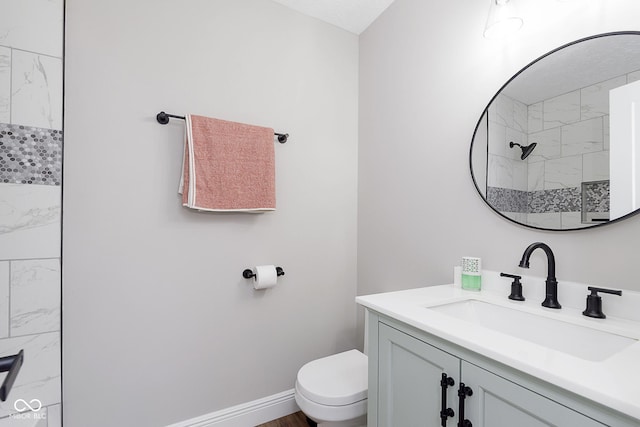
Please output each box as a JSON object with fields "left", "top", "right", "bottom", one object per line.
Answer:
{"left": 294, "top": 349, "right": 368, "bottom": 427}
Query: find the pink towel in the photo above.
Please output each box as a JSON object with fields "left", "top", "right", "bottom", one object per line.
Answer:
{"left": 180, "top": 114, "right": 276, "bottom": 212}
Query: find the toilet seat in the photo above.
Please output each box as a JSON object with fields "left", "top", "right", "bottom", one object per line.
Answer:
{"left": 295, "top": 381, "right": 368, "bottom": 424}
{"left": 296, "top": 349, "right": 368, "bottom": 406}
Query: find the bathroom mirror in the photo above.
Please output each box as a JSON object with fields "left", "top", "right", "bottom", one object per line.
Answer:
{"left": 470, "top": 32, "right": 640, "bottom": 231}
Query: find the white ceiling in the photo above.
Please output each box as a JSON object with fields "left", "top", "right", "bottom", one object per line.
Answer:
{"left": 502, "top": 34, "right": 640, "bottom": 105}
{"left": 270, "top": 0, "right": 396, "bottom": 35}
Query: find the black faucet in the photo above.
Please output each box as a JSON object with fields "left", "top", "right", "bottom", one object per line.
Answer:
{"left": 518, "top": 242, "right": 561, "bottom": 309}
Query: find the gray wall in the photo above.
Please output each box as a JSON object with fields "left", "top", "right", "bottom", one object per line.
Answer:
{"left": 64, "top": 0, "right": 640, "bottom": 425}
{"left": 63, "top": 1, "right": 358, "bottom": 426}
{"left": 358, "top": 0, "right": 640, "bottom": 299}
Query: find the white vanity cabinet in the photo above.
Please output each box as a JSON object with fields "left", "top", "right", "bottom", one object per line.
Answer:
{"left": 461, "top": 362, "right": 604, "bottom": 426}
{"left": 370, "top": 314, "right": 628, "bottom": 427}
{"left": 377, "top": 322, "right": 458, "bottom": 426}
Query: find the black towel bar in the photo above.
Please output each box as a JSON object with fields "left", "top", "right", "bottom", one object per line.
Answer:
{"left": 156, "top": 111, "right": 289, "bottom": 143}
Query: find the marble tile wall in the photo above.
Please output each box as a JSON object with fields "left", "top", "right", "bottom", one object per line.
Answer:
{"left": 487, "top": 154, "right": 527, "bottom": 191}
{"left": 525, "top": 70, "right": 640, "bottom": 216}
{"left": 488, "top": 94, "right": 528, "bottom": 159}
{"left": 0, "top": 48, "right": 9, "bottom": 124}
{"left": 487, "top": 94, "right": 529, "bottom": 192}
{"left": 527, "top": 211, "right": 591, "bottom": 230}
{"left": 490, "top": 69, "right": 639, "bottom": 225}
{"left": 0, "top": 0, "right": 63, "bottom": 425}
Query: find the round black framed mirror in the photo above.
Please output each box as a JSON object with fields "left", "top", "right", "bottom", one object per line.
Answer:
{"left": 470, "top": 32, "right": 640, "bottom": 231}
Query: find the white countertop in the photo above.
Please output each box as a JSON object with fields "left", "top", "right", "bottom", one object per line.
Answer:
{"left": 356, "top": 269, "right": 640, "bottom": 421}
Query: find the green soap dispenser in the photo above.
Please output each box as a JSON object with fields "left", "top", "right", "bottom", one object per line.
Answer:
{"left": 461, "top": 257, "right": 482, "bottom": 291}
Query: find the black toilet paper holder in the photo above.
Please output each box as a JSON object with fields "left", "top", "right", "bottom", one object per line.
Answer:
{"left": 242, "top": 267, "right": 285, "bottom": 280}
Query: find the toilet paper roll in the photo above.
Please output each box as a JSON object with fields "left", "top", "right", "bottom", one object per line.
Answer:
{"left": 253, "top": 265, "right": 278, "bottom": 290}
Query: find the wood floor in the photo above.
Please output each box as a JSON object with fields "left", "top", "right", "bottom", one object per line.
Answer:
{"left": 256, "top": 411, "right": 311, "bottom": 427}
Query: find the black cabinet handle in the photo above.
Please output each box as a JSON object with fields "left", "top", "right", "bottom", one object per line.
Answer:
{"left": 457, "top": 383, "right": 473, "bottom": 427}
{"left": 440, "top": 373, "right": 455, "bottom": 426}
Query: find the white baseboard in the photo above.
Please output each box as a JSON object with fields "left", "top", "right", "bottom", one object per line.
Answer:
{"left": 165, "top": 389, "right": 300, "bottom": 427}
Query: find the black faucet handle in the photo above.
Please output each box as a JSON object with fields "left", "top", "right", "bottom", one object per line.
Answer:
{"left": 587, "top": 286, "right": 622, "bottom": 296}
{"left": 500, "top": 272, "right": 525, "bottom": 301}
{"left": 583, "top": 286, "right": 622, "bottom": 319}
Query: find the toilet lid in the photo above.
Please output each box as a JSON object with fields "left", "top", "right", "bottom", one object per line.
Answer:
{"left": 296, "top": 349, "right": 368, "bottom": 406}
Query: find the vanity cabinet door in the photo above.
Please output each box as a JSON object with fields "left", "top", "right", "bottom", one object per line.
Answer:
{"left": 378, "top": 323, "right": 460, "bottom": 427}
{"left": 461, "top": 361, "right": 606, "bottom": 427}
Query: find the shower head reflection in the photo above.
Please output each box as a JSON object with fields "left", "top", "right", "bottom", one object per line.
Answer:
{"left": 509, "top": 141, "right": 537, "bottom": 160}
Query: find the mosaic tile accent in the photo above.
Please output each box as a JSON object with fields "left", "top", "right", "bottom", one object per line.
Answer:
{"left": 582, "top": 180, "right": 609, "bottom": 213}
{"left": 0, "top": 123, "right": 61, "bottom": 186}
{"left": 528, "top": 187, "right": 581, "bottom": 213}
{"left": 489, "top": 184, "right": 611, "bottom": 219}
{"left": 486, "top": 187, "right": 528, "bottom": 213}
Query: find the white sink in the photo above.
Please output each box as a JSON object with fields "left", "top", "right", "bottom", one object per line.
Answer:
{"left": 427, "top": 300, "right": 637, "bottom": 361}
